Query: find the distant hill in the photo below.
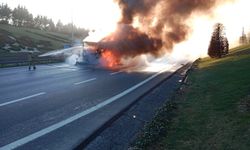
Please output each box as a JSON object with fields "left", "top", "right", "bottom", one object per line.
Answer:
{"left": 0, "top": 24, "right": 83, "bottom": 53}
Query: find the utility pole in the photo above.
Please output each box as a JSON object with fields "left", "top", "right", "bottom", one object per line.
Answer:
{"left": 71, "top": 19, "right": 74, "bottom": 46}
{"left": 71, "top": 10, "right": 74, "bottom": 46}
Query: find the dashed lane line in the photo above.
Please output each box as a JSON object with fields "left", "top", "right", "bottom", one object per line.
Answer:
{"left": 110, "top": 71, "right": 123, "bottom": 75}
{"left": 74, "top": 78, "right": 97, "bottom": 85}
{"left": 0, "top": 92, "right": 46, "bottom": 107}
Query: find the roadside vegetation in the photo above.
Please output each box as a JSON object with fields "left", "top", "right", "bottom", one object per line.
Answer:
{"left": 132, "top": 44, "right": 250, "bottom": 149}
{"left": 0, "top": 3, "right": 90, "bottom": 67}
{"left": 208, "top": 23, "right": 229, "bottom": 58}
{"left": 0, "top": 24, "right": 72, "bottom": 67}
{"left": 0, "top": 24, "right": 71, "bottom": 52}
{"left": 0, "top": 3, "right": 89, "bottom": 53}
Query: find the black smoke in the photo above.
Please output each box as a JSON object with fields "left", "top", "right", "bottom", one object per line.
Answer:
{"left": 97, "top": 0, "right": 223, "bottom": 58}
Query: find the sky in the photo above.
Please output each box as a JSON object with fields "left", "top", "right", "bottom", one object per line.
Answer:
{"left": 1, "top": 0, "right": 250, "bottom": 58}
{"left": 2, "top": 0, "right": 250, "bottom": 34}
{"left": 2, "top": 0, "right": 250, "bottom": 36}
{"left": 0, "top": 0, "right": 121, "bottom": 29}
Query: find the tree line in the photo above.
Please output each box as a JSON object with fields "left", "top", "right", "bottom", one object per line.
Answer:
{"left": 0, "top": 3, "right": 88, "bottom": 37}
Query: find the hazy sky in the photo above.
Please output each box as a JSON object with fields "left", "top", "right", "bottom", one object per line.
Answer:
{"left": 1, "top": 0, "right": 250, "bottom": 52}
{"left": 0, "top": 0, "right": 121, "bottom": 29}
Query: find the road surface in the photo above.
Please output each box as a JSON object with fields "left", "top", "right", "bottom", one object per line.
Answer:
{"left": 0, "top": 63, "right": 182, "bottom": 150}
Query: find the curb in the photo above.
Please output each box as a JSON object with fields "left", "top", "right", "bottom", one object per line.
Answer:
{"left": 181, "top": 59, "right": 199, "bottom": 85}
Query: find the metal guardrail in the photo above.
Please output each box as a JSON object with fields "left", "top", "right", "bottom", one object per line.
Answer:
{"left": 0, "top": 54, "right": 64, "bottom": 67}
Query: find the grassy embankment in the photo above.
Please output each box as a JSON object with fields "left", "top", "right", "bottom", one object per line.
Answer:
{"left": 0, "top": 24, "right": 72, "bottom": 52}
{"left": 0, "top": 24, "right": 75, "bottom": 67}
{"left": 133, "top": 45, "right": 250, "bottom": 149}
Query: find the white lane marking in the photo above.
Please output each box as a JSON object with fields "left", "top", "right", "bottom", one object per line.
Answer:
{"left": 61, "top": 68, "right": 78, "bottom": 71}
{"left": 0, "top": 66, "right": 178, "bottom": 150}
{"left": 110, "top": 71, "right": 123, "bottom": 75}
{"left": 74, "top": 78, "right": 97, "bottom": 85}
{"left": 0, "top": 92, "right": 46, "bottom": 107}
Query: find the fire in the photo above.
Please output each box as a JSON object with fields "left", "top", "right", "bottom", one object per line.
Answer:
{"left": 101, "top": 50, "right": 120, "bottom": 68}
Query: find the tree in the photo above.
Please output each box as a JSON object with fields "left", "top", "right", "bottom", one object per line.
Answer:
{"left": 47, "top": 19, "right": 56, "bottom": 31}
{"left": 61, "top": 23, "right": 75, "bottom": 34}
{"left": 34, "top": 15, "right": 43, "bottom": 29}
{"left": 40, "top": 16, "right": 49, "bottom": 30}
{"left": 56, "top": 20, "right": 63, "bottom": 31}
{"left": 208, "top": 23, "right": 229, "bottom": 58}
{"left": 222, "top": 37, "right": 229, "bottom": 55}
{"left": 239, "top": 27, "right": 248, "bottom": 45}
{"left": 248, "top": 32, "right": 250, "bottom": 43}
{"left": 12, "top": 5, "right": 33, "bottom": 27}
{"left": 1, "top": 4, "right": 88, "bottom": 38}
{"left": 56, "top": 20, "right": 64, "bottom": 32}
{"left": 0, "top": 3, "right": 12, "bottom": 24}
{"left": 75, "top": 27, "right": 89, "bottom": 38}
{"left": 34, "top": 15, "right": 56, "bottom": 31}
{"left": 23, "top": 13, "right": 33, "bottom": 27}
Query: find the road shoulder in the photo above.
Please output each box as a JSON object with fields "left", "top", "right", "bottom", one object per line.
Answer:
{"left": 84, "top": 64, "right": 192, "bottom": 150}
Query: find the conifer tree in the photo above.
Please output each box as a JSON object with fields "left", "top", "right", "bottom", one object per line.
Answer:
{"left": 208, "top": 23, "right": 229, "bottom": 58}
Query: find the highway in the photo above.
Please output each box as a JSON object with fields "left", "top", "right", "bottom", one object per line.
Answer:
{"left": 0, "top": 63, "right": 183, "bottom": 150}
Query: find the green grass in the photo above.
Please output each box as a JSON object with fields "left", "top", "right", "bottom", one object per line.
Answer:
{"left": 0, "top": 24, "right": 73, "bottom": 67}
{"left": 134, "top": 45, "right": 250, "bottom": 150}
{"left": 0, "top": 24, "right": 72, "bottom": 51}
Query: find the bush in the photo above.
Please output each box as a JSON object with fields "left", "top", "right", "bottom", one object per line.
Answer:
{"left": 132, "top": 101, "right": 177, "bottom": 149}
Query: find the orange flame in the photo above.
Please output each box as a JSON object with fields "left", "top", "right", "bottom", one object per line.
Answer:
{"left": 101, "top": 50, "right": 120, "bottom": 68}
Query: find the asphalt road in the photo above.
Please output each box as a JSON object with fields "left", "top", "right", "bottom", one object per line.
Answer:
{"left": 0, "top": 63, "right": 182, "bottom": 150}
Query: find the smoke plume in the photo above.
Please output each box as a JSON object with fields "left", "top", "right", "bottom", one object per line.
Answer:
{"left": 97, "top": 0, "right": 222, "bottom": 58}
{"left": 98, "top": 24, "right": 162, "bottom": 57}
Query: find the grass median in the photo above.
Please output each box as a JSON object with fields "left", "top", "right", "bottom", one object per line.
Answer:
{"left": 133, "top": 45, "right": 250, "bottom": 149}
